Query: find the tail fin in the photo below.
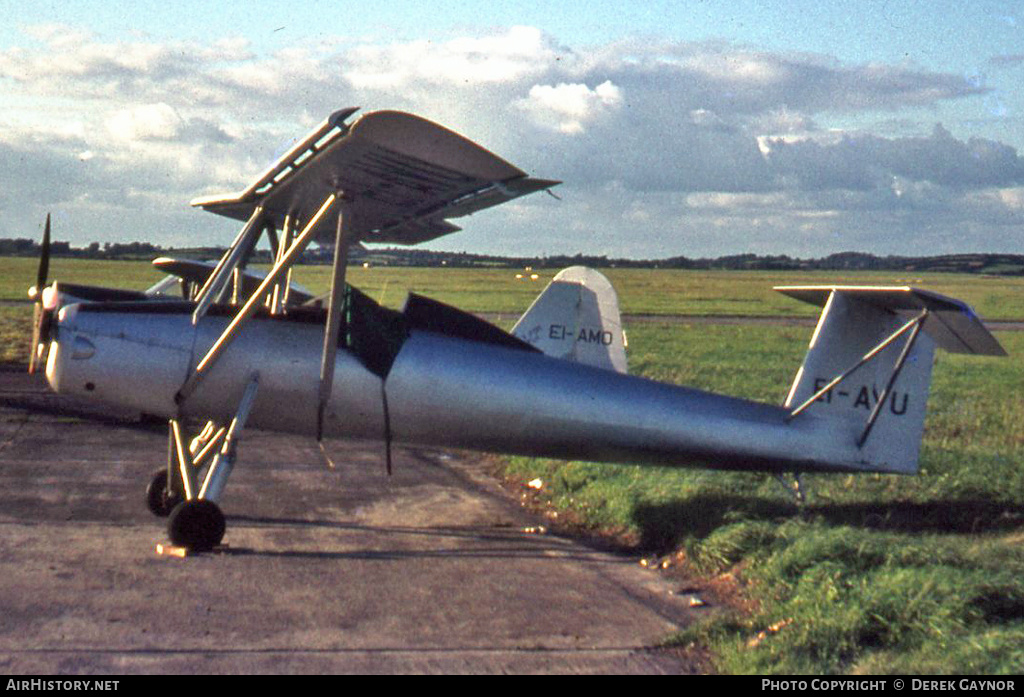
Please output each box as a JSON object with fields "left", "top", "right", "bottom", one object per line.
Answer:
{"left": 778, "top": 286, "right": 1006, "bottom": 473}
{"left": 512, "top": 266, "right": 628, "bottom": 373}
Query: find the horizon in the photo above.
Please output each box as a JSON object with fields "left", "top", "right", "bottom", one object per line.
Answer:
{"left": 5, "top": 236, "right": 1020, "bottom": 267}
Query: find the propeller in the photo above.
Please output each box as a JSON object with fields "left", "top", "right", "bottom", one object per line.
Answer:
{"left": 27, "top": 214, "right": 53, "bottom": 374}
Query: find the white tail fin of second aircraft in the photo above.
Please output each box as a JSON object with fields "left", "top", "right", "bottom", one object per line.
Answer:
{"left": 513, "top": 266, "right": 628, "bottom": 374}
{"left": 777, "top": 286, "right": 1006, "bottom": 474}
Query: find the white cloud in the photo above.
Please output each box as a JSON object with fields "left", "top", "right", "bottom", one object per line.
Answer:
{"left": 21, "top": 23, "right": 93, "bottom": 48}
{"left": 106, "top": 103, "right": 183, "bottom": 141}
{"left": 0, "top": 24, "right": 1021, "bottom": 256}
{"left": 997, "top": 187, "right": 1024, "bottom": 209}
{"left": 518, "top": 80, "right": 623, "bottom": 134}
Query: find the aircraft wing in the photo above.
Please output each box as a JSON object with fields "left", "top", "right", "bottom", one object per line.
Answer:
{"left": 191, "top": 109, "right": 559, "bottom": 246}
{"left": 775, "top": 285, "right": 1007, "bottom": 356}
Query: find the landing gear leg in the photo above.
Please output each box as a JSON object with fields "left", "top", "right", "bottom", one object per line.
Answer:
{"left": 162, "top": 374, "right": 260, "bottom": 551}
{"left": 148, "top": 420, "right": 225, "bottom": 518}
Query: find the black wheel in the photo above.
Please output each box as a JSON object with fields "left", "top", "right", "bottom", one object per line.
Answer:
{"left": 146, "top": 469, "right": 182, "bottom": 517}
{"left": 167, "top": 499, "right": 226, "bottom": 552}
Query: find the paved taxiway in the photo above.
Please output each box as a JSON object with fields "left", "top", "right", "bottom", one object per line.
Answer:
{"left": 0, "top": 368, "right": 706, "bottom": 674}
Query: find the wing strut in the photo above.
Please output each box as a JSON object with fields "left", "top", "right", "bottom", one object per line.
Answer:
{"left": 192, "top": 205, "right": 266, "bottom": 325}
{"left": 175, "top": 193, "right": 339, "bottom": 405}
{"left": 317, "top": 197, "right": 355, "bottom": 442}
{"left": 270, "top": 215, "right": 295, "bottom": 314}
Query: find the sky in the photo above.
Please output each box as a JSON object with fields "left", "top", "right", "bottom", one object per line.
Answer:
{"left": 1, "top": 0, "right": 1023, "bottom": 259}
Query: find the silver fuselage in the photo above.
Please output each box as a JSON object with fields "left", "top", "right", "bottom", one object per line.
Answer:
{"left": 46, "top": 301, "right": 890, "bottom": 474}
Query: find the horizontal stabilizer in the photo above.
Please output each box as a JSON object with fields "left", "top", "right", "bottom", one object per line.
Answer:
{"left": 775, "top": 285, "right": 1006, "bottom": 356}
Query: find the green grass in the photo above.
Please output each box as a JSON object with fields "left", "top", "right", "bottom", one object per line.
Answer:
{"left": 0, "top": 258, "right": 167, "bottom": 301}
{"left": 4, "top": 257, "right": 1024, "bottom": 317}
{"left": 312, "top": 265, "right": 1024, "bottom": 320}
{"left": 0, "top": 305, "right": 33, "bottom": 363}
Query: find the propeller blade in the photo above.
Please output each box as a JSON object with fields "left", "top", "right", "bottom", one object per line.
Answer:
{"left": 37, "top": 214, "right": 51, "bottom": 292}
{"left": 28, "top": 214, "right": 52, "bottom": 374}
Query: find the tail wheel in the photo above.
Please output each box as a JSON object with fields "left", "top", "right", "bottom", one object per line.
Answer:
{"left": 167, "top": 500, "right": 226, "bottom": 552}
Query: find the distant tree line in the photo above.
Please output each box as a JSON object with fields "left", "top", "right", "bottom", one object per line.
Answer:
{"left": 2, "top": 237, "right": 1022, "bottom": 275}
{"left": 0, "top": 238, "right": 162, "bottom": 260}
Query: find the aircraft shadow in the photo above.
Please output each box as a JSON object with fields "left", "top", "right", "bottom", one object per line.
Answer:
{"left": 807, "top": 498, "right": 1024, "bottom": 534}
{"left": 220, "top": 513, "right": 622, "bottom": 564}
{"left": 2, "top": 391, "right": 168, "bottom": 433}
{"left": 632, "top": 495, "right": 1024, "bottom": 552}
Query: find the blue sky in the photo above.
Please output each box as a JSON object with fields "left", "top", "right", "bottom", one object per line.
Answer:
{"left": 1, "top": 1, "right": 1022, "bottom": 258}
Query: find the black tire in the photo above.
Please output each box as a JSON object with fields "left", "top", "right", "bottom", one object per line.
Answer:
{"left": 146, "top": 469, "right": 182, "bottom": 517}
{"left": 167, "top": 499, "right": 226, "bottom": 552}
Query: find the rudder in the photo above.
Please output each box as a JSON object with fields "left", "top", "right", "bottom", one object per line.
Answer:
{"left": 512, "top": 266, "right": 628, "bottom": 373}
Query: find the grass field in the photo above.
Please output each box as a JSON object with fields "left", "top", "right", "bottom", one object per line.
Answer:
{"left": 2, "top": 256, "right": 1022, "bottom": 673}
{"left": 5, "top": 256, "right": 1024, "bottom": 316}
